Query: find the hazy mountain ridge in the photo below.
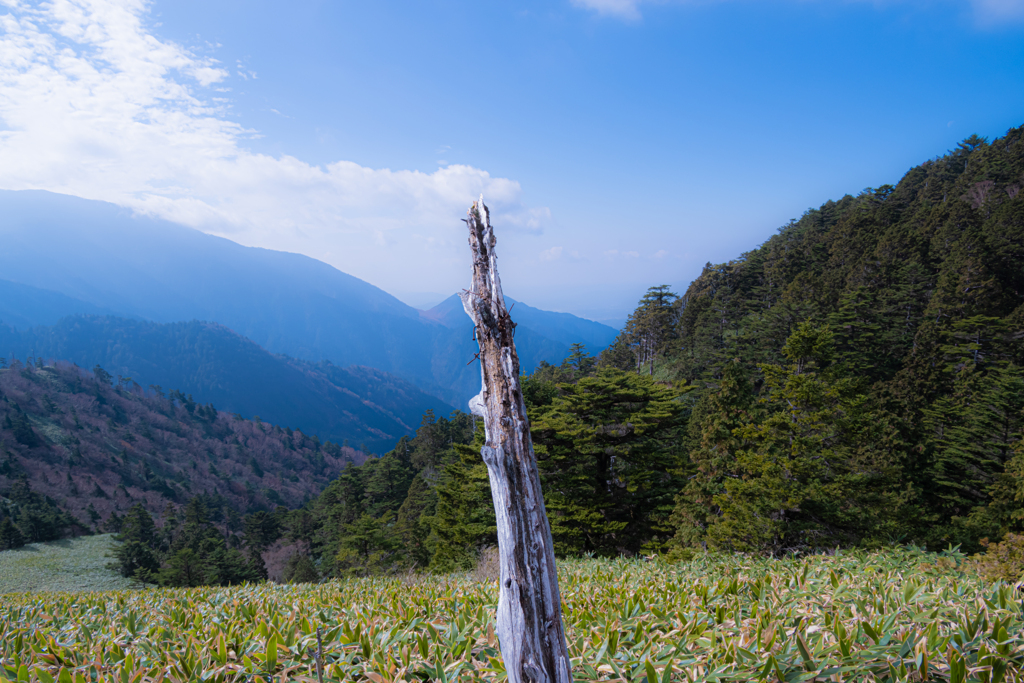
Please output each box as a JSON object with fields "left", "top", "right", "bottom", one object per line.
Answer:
{"left": 0, "top": 316, "right": 456, "bottom": 453}
{"left": 0, "top": 279, "right": 127, "bottom": 329}
{"left": 0, "top": 189, "right": 618, "bottom": 406}
{"left": 422, "top": 294, "right": 619, "bottom": 348}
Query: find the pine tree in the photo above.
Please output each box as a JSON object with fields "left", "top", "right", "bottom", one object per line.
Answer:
{"left": 922, "top": 316, "right": 1024, "bottom": 546}
{"left": 622, "top": 285, "right": 678, "bottom": 375}
{"left": 0, "top": 515, "right": 24, "bottom": 550}
{"left": 670, "top": 359, "right": 756, "bottom": 549}
{"left": 709, "top": 324, "right": 907, "bottom": 553}
{"left": 112, "top": 503, "right": 160, "bottom": 580}
{"left": 430, "top": 430, "right": 496, "bottom": 571}
{"left": 531, "top": 368, "right": 690, "bottom": 555}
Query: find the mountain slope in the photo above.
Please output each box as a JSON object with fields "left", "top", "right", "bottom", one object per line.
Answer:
{"left": 0, "top": 190, "right": 616, "bottom": 406}
{"left": 0, "top": 280, "right": 124, "bottom": 330}
{"left": 0, "top": 360, "right": 363, "bottom": 530}
{"left": 0, "top": 316, "right": 456, "bottom": 453}
{"left": 659, "top": 130, "right": 1024, "bottom": 385}
{"left": 421, "top": 294, "right": 620, "bottom": 401}
{"left": 0, "top": 190, "right": 433, "bottom": 375}
{"left": 605, "top": 128, "right": 1024, "bottom": 551}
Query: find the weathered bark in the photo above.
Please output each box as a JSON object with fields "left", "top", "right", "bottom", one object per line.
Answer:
{"left": 459, "top": 197, "right": 573, "bottom": 683}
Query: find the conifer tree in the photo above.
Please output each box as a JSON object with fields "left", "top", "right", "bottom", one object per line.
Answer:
{"left": 112, "top": 503, "right": 160, "bottom": 580}
{"left": 670, "top": 359, "right": 756, "bottom": 549}
{"left": 530, "top": 368, "right": 690, "bottom": 555}
{"left": 622, "top": 285, "right": 678, "bottom": 375}
{"left": 0, "top": 515, "right": 24, "bottom": 550}
{"left": 710, "top": 324, "right": 907, "bottom": 553}
{"left": 430, "top": 430, "right": 496, "bottom": 571}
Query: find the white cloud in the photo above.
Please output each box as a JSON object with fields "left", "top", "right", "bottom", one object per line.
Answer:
{"left": 0, "top": 0, "right": 549, "bottom": 291}
{"left": 540, "top": 246, "right": 564, "bottom": 261}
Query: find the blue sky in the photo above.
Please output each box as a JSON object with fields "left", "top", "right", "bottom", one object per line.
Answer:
{"left": 0, "top": 0, "right": 1021, "bottom": 324}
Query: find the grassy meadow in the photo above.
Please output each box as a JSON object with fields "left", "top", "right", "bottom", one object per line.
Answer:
{"left": 1, "top": 547, "right": 1022, "bottom": 682}
{"left": 0, "top": 535, "right": 137, "bottom": 595}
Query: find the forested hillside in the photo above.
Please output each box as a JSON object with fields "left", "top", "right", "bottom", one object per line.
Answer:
{"left": 601, "top": 128, "right": 1024, "bottom": 553}
{"left": 6, "top": 129, "right": 1022, "bottom": 582}
{"left": 0, "top": 316, "right": 455, "bottom": 453}
{"left": 0, "top": 359, "right": 362, "bottom": 547}
{"left": 270, "top": 128, "right": 1024, "bottom": 581}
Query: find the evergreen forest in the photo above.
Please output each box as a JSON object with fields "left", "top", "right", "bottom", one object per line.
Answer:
{"left": 263, "top": 126, "right": 1024, "bottom": 581}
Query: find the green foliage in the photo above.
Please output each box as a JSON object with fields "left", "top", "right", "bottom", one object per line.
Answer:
{"left": 971, "top": 532, "right": 1024, "bottom": 583}
{"left": 922, "top": 317, "right": 1024, "bottom": 547}
{"left": 0, "top": 515, "right": 24, "bottom": 550}
{"left": 621, "top": 285, "right": 678, "bottom": 374}
{"left": 283, "top": 552, "right": 319, "bottom": 584}
{"left": 603, "top": 126, "right": 1024, "bottom": 553}
{"left": 429, "top": 432, "right": 496, "bottom": 572}
{"left": 158, "top": 547, "right": 209, "bottom": 587}
{"left": 111, "top": 503, "right": 160, "bottom": 581}
{"left": 306, "top": 411, "right": 479, "bottom": 577}
{"left": 243, "top": 510, "right": 280, "bottom": 553}
{"left": 531, "top": 368, "right": 691, "bottom": 555}
{"left": 707, "top": 324, "right": 908, "bottom": 553}
{"left": 2, "top": 477, "right": 73, "bottom": 543}
{"left": 670, "top": 359, "right": 756, "bottom": 549}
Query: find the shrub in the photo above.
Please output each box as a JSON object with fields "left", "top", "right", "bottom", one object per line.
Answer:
{"left": 471, "top": 545, "right": 500, "bottom": 583}
{"left": 283, "top": 552, "right": 319, "bottom": 584}
{"left": 972, "top": 533, "right": 1024, "bottom": 584}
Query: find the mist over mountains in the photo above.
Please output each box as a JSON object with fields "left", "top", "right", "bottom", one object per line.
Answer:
{"left": 0, "top": 189, "right": 616, "bottom": 437}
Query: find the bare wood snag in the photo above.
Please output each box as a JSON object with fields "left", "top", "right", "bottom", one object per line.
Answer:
{"left": 459, "top": 197, "right": 573, "bottom": 683}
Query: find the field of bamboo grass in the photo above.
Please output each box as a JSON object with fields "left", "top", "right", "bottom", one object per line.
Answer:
{"left": 1, "top": 548, "right": 1021, "bottom": 682}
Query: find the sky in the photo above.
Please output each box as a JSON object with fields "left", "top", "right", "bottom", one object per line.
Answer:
{"left": 0, "top": 0, "right": 1021, "bottom": 324}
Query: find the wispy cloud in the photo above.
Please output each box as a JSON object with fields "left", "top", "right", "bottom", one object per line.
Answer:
{"left": 570, "top": 0, "right": 1024, "bottom": 25}
{"left": 539, "top": 245, "right": 584, "bottom": 261}
{"left": 0, "top": 0, "right": 549, "bottom": 290}
{"left": 540, "top": 246, "right": 564, "bottom": 261}
{"left": 970, "top": 0, "right": 1024, "bottom": 23}
{"left": 570, "top": 0, "right": 642, "bottom": 20}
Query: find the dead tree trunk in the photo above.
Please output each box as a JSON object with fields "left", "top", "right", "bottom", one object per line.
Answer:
{"left": 459, "top": 197, "right": 573, "bottom": 683}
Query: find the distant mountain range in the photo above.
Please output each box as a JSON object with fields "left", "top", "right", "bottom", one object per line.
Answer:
{"left": 0, "top": 190, "right": 618, "bottom": 411}
{"left": 0, "top": 316, "right": 455, "bottom": 454}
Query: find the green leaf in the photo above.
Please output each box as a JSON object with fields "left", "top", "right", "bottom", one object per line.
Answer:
{"left": 796, "top": 634, "right": 815, "bottom": 670}
{"left": 645, "top": 659, "right": 658, "bottom": 683}
{"left": 266, "top": 633, "right": 278, "bottom": 672}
